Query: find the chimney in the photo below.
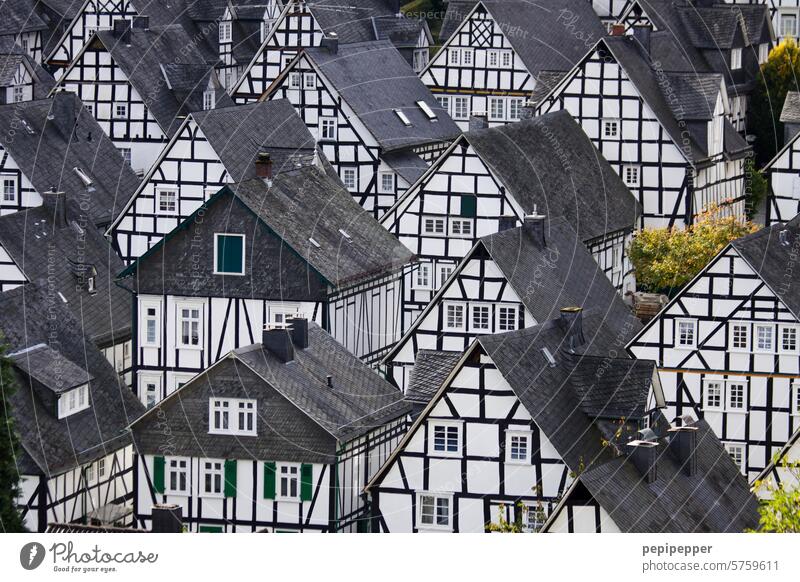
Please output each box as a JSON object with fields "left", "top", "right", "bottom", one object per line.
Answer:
{"left": 113, "top": 18, "right": 132, "bottom": 43}
{"left": 468, "top": 113, "right": 488, "bottom": 131}
{"left": 632, "top": 24, "right": 651, "bottom": 55}
{"left": 522, "top": 209, "right": 546, "bottom": 247}
{"left": 610, "top": 23, "right": 625, "bottom": 37}
{"left": 132, "top": 15, "right": 149, "bottom": 30}
{"left": 255, "top": 152, "right": 273, "bottom": 180}
{"left": 667, "top": 415, "right": 698, "bottom": 477}
{"left": 262, "top": 327, "right": 294, "bottom": 362}
{"left": 49, "top": 90, "right": 77, "bottom": 139}
{"left": 559, "top": 307, "right": 585, "bottom": 351}
{"left": 289, "top": 317, "right": 309, "bottom": 349}
{"left": 151, "top": 504, "right": 183, "bottom": 533}
{"left": 42, "top": 189, "right": 67, "bottom": 227}
{"left": 321, "top": 32, "right": 338, "bottom": 54}
{"left": 626, "top": 428, "right": 660, "bottom": 484}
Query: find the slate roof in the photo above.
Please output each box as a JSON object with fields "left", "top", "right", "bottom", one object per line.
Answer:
{"left": 0, "top": 203, "right": 132, "bottom": 346}
{"left": 573, "top": 414, "right": 759, "bottom": 533}
{"left": 191, "top": 99, "right": 317, "bottom": 182}
{"left": 305, "top": 0, "right": 422, "bottom": 45}
{"left": 46, "top": 523, "right": 143, "bottom": 533}
{"left": 373, "top": 14, "right": 430, "bottom": 48}
{"left": 780, "top": 92, "right": 800, "bottom": 124}
{"left": 91, "top": 25, "right": 219, "bottom": 136}
{"left": 9, "top": 344, "right": 95, "bottom": 393}
{"left": 464, "top": 110, "right": 641, "bottom": 241}
{"left": 406, "top": 350, "right": 462, "bottom": 404}
{"left": 382, "top": 150, "right": 430, "bottom": 187}
{"left": 439, "top": 0, "right": 476, "bottom": 43}
{"left": 0, "top": 94, "right": 141, "bottom": 225}
{"left": 0, "top": 0, "right": 49, "bottom": 35}
{"left": 0, "top": 50, "right": 55, "bottom": 98}
{"left": 131, "top": 322, "right": 410, "bottom": 462}
{"left": 231, "top": 166, "right": 415, "bottom": 285}
{"left": 0, "top": 283, "right": 143, "bottom": 476}
{"left": 730, "top": 214, "right": 800, "bottom": 319}
{"left": 300, "top": 40, "right": 460, "bottom": 151}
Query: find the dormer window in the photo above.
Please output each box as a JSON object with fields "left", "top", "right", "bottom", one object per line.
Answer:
{"left": 730, "top": 48, "right": 742, "bottom": 70}
{"left": 203, "top": 90, "right": 215, "bottom": 111}
{"left": 58, "top": 384, "right": 90, "bottom": 418}
{"left": 219, "top": 21, "right": 232, "bottom": 43}
{"left": 12, "top": 85, "right": 25, "bottom": 103}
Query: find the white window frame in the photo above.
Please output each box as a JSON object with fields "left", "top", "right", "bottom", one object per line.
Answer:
{"left": 435, "top": 95, "right": 450, "bottom": 115}
{"left": 505, "top": 430, "right": 532, "bottom": 464}
{"left": 488, "top": 97, "right": 505, "bottom": 121}
{"left": 57, "top": 384, "right": 90, "bottom": 419}
{"left": 449, "top": 48, "right": 460, "bottom": 65}
{"left": 759, "top": 43, "right": 769, "bottom": 64}
{"left": 724, "top": 442, "right": 746, "bottom": 475}
{"left": 213, "top": 233, "right": 246, "bottom": 276}
{"left": 429, "top": 420, "right": 462, "bottom": 458}
{"left": 140, "top": 374, "right": 159, "bottom": 408}
{"left": 487, "top": 49, "right": 499, "bottom": 68}
{"left": 497, "top": 305, "right": 519, "bottom": 332}
{"left": 703, "top": 379, "right": 724, "bottom": 411}
{"left": 413, "top": 48, "right": 429, "bottom": 72}
{"left": 469, "top": 303, "right": 492, "bottom": 333}
{"left": 113, "top": 103, "right": 127, "bottom": 119}
{"left": 443, "top": 301, "right": 466, "bottom": 331}
{"left": 319, "top": 116, "right": 337, "bottom": 141}
{"left": 177, "top": 302, "right": 203, "bottom": 349}
{"left": 452, "top": 96, "right": 469, "bottom": 121}
{"left": 288, "top": 71, "right": 301, "bottom": 89}
{"left": 120, "top": 148, "right": 132, "bottom": 167}
{"left": 422, "top": 216, "right": 445, "bottom": 235}
{"left": 166, "top": 457, "right": 189, "bottom": 494}
{"left": 203, "top": 89, "right": 215, "bottom": 110}
{"left": 417, "top": 492, "right": 453, "bottom": 531}
{"left": 303, "top": 72, "right": 316, "bottom": 89}
{"left": 141, "top": 300, "right": 160, "bottom": 347}
{"left": 2, "top": 178, "right": 16, "bottom": 202}
{"left": 730, "top": 47, "right": 742, "bottom": 70}
{"left": 674, "top": 318, "right": 697, "bottom": 349}
{"left": 508, "top": 98, "right": 523, "bottom": 121}
{"left": 461, "top": 48, "right": 474, "bottom": 66}
{"left": 779, "top": 324, "right": 799, "bottom": 354}
{"left": 341, "top": 167, "right": 356, "bottom": 191}
{"left": 379, "top": 171, "right": 395, "bottom": 194}
{"left": 781, "top": 12, "right": 797, "bottom": 38}
{"left": 201, "top": 459, "right": 224, "bottom": 497}
{"left": 623, "top": 164, "right": 640, "bottom": 187}
{"left": 524, "top": 506, "right": 547, "bottom": 533}
{"left": 726, "top": 380, "right": 747, "bottom": 413}
{"left": 449, "top": 217, "right": 473, "bottom": 238}
{"left": 98, "top": 457, "right": 106, "bottom": 479}
{"left": 792, "top": 382, "right": 800, "bottom": 417}
{"left": 729, "top": 321, "right": 750, "bottom": 352}
{"left": 277, "top": 462, "right": 301, "bottom": 501}
{"left": 436, "top": 262, "right": 455, "bottom": 289}
{"left": 268, "top": 303, "right": 305, "bottom": 329}
{"left": 500, "top": 50, "right": 512, "bottom": 68}
{"left": 602, "top": 118, "right": 619, "bottom": 139}
{"left": 209, "top": 397, "right": 257, "bottom": 436}
{"left": 413, "top": 261, "right": 432, "bottom": 290}
{"left": 754, "top": 323, "right": 775, "bottom": 353}
{"left": 12, "top": 84, "right": 25, "bottom": 103}
{"left": 219, "top": 21, "right": 232, "bottom": 43}
{"left": 156, "top": 187, "right": 177, "bottom": 214}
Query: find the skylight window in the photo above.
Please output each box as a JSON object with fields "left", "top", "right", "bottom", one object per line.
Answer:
{"left": 416, "top": 100, "right": 437, "bottom": 120}
{"left": 394, "top": 109, "right": 412, "bottom": 126}
{"left": 309, "top": 237, "right": 321, "bottom": 248}
{"left": 541, "top": 347, "right": 556, "bottom": 367}
{"left": 73, "top": 167, "right": 93, "bottom": 187}
{"left": 338, "top": 228, "right": 351, "bottom": 240}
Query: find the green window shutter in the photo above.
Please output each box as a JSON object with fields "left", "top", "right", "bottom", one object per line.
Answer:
{"left": 153, "top": 456, "right": 165, "bottom": 494}
{"left": 216, "top": 234, "right": 244, "bottom": 274}
{"left": 460, "top": 195, "right": 477, "bottom": 218}
{"left": 199, "top": 525, "right": 223, "bottom": 533}
{"left": 224, "top": 459, "right": 237, "bottom": 497}
{"left": 263, "top": 461, "right": 276, "bottom": 499}
{"left": 300, "top": 464, "right": 313, "bottom": 501}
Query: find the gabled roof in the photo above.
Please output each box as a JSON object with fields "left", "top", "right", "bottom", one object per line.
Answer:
{"left": 88, "top": 25, "right": 219, "bottom": 136}
{"left": 780, "top": 91, "right": 800, "bottom": 124}
{"left": 463, "top": 110, "right": 640, "bottom": 241}
{"left": 9, "top": 343, "right": 94, "bottom": 393}
{"left": 406, "top": 350, "right": 462, "bottom": 405}
{"left": 382, "top": 150, "right": 430, "bottom": 186}
{"left": 130, "top": 322, "right": 410, "bottom": 458}
{"left": 305, "top": 0, "right": 421, "bottom": 45}
{"left": 231, "top": 167, "right": 414, "bottom": 285}
{"left": 730, "top": 215, "right": 800, "bottom": 319}
{"left": 297, "top": 40, "right": 460, "bottom": 151}
{"left": 0, "top": 50, "right": 55, "bottom": 97}
{"left": 0, "top": 94, "right": 141, "bottom": 225}
{"left": 0, "top": 283, "right": 143, "bottom": 476}
{"left": 439, "top": 0, "right": 476, "bottom": 43}
{"left": 0, "top": 203, "right": 132, "bottom": 346}
{"left": 0, "top": 0, "right": 49, "bottom": 35}
{"left": 372, "top": 14, "right": 431, "bottom": 48}
{"left": 561, "top": 413, "right": 759, "bottom": 533}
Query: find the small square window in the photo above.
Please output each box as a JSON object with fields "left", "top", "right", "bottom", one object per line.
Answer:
{"left": 113, "top": 103, "right": 127, "bottom": 119}
{"left": 449, "top": 218, "right": 473, "bottom": 238}
{"left": 724, "top": 443, "right": 746, "bottom": 475}
{"left": 704, "top": 380, "right": 723, "bottom": 410}
{"left": 444, "top": 302, "right": 465, "bottom": 330}
{"left": 157, "top": 189, "right": 177, "bottom": 213}
{"left": 379, "top": 172, "right": 395, "bottom": 194}
{"left": 423, "top": 216, "right": 445, "bottom": 235}
{"left": 214, "top": 233, "right": 245, "bottom": 275}
{"left": 497, "top": 306, "right": 518, "bottom": 332}
{"left": 675, "top": 318, "right": 696, "bottom": 348}
{"left": 303, "top": 73, "right": 316, "bottom": 89}
{"left": 430, "top": 422, "right": 461, "bottom": 456}
{"left": 623, "top": 164, "right": 640, "bottom": 187}
{"left": 319, "top": 117, "right": 336, "bottom": 140}
{"left": 506, "top": 430, "right": 531, "bottom": 463}
{"left": 202, "top": 460, "right": 224, "bottom": 496}
{"left": 418, "top": 493, "right": 451, "bottom": 529}
{"left": 780, "top": 325, "right": 798, "bottom": 353}
{"left": 603, "top": 119, "right": 619, "bottom": 139}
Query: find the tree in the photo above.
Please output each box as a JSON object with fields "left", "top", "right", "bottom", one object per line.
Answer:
{"left": 744, "top": 156, "right": 769, "bottom": 219}
{"left": 628, "top": 206, "right": 758, "bottom": 294}
{"left": 752, "top": 458, "right": 800, "bottom": 533}
{"left": 749, "top": 38, "right": 800, "bottom": 166}
{"left": 0, "top": 340, "right": 25, "bottom": 532}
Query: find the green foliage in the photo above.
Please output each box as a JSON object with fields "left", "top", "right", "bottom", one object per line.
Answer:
{"left": 486, "top": 502, "right": 525, "bottom": 533}
{"left": 0, "top": 340, "right": 25, "bottom": 532}
{"left": 749, "top": 38, "right": 800, "bottom": 166}
{"left": 744, "top": 156, "right": 769, "bottom": 219}
{"left": 752, "top": 458, "right": 800, "bottom": 533}
{"left": 628, "top": 206, "right": 758, "bottom": 294}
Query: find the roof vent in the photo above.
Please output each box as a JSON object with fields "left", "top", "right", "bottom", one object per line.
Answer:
{"left": 262, "top": 326, "right": 294, "bottom": 363}
{"left": 541, "top": 347, "right": 556, "bottom": 367}
{"left": 394, "top": 109, "right": 412, "bottom": 126}
{"left": 308, "top": 237, "right": 321, "bottom": 248}
{"left": 338, "top": 228, "right": 351, "bottom": 241}
{"left": 626, "top": 429, "right": 660, "bottom": 484}
{"left": 73, "top": 167, "right": 93, "bottom": 188}
{"left": 255, "top": 151, "right": 273, "bottom": 180}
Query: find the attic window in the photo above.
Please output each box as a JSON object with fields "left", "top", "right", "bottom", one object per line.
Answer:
{"left": 308, "top": 237, "right": 321, "bottom": 248}
{"left": 58, "top": 384, "right": 90, "bottom": 419}
{"left": 416, "top": 100, "right": 437, "bottom": 120}
{"left": 394, "top": 109, "right": 412, "bottom": 126}
{"left": 73, "top": 167, "right": 93, "bottom": 187}
{"left": 20, "top": 119, "right": 34, "bottom": 134}
{"left": 541, "top": 347, "right": 556, "bottom": 367}
{"left": 338, "top": 228, "right": 351, "bottom": 241}
{"left": 203, "top": 89, "right": 215, "bottom": 111}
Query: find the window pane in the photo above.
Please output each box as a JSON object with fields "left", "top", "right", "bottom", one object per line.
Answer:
{"left": 216, "top": 235, "right": 244, "bottom": 274}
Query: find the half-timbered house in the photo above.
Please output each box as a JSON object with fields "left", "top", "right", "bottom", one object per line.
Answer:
{"left": 117, "top": 164, "right": 414, "bottom": 405}
{"left": 215, "top": 0, "right": 278, "bottom": 90}
{"left": 534, "top": 33, "right": 751, "bottom": 229}
{"left": 0, "top": 91, "right": 140, "bottom": 221}
{"left": 627, "top": 216, "right": 800, "bottom": 483}
{"left": 542, "top": 414, "right": 759, "bottom": 532}
{"left": 231, "top": 0, "right": 432, "bottom": 103}
{"left": 0, "top": 190, "right": 134, "bottom": 381}
{"left": 753, "top": 425, "right": 800, "bottom": 499}
{"left": 129, "top": 319, "right": 409, "bottom": 532}
{"left": 420, "top": 0, "right": 605, "bottom": 131}
{"left": 54, "top": 19, "right": 229, "bottom": 173}
{"left": 621, "top": 1, "right": 774, "bottom": 132}
{"left": 763, "top": 92, "right": 800, "bottom": 225}
{"left": 0, "top": 0, "right": 49, "bottom": 62}
{"left": 366, "top": 307, "right": 667, "bottom": 532}
{"left": 106, "top": 99, "right": 315, "bottom": 263}
{"left": 383, "top": 216, "right": 641, "bottom": 392}
{"left": 0, "top": 283, "right": 144, "bottom": 532}
{"left": 262, "top": 40, "right": 460, "bottom": 217}
{"left": 381, "top": 110, "right": 641, "bottom": 329}
{"left": 0, "top": 49, "right": 55, "bottom": 103}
